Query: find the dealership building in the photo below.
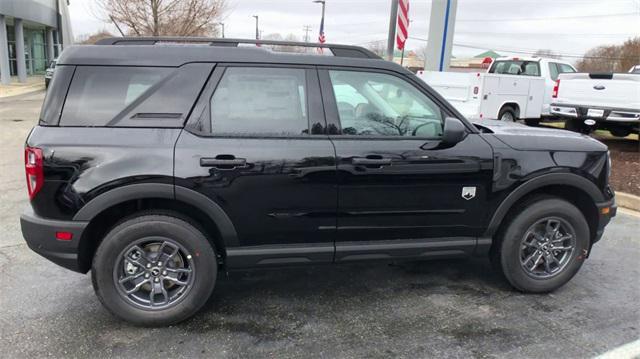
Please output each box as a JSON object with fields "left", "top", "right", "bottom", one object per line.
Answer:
{"left": 0, "top": 0, "right": 73, "bottom": 84}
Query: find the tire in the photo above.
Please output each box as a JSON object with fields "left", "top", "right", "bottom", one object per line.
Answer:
{"left": 498, "top": 106, "right": 517, "bottom": 122}
{"left": 564, "top": 118, "right": 590, "bottom": 134}
{"left": 524, "top": 118, "right": 540, "bottom": 127}
{"left": 610, "top": 127, "right": 631, "bottom": 138}
{"left": 493, "top": 197, "right": 590, "bottom": 293}
{"left": 92, "top": 213, "right": 217, "bottom": 326}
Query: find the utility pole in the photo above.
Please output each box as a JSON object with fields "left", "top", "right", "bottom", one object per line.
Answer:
{"left": 386, "top": 0, "right": 399, "bottom": 61}
{"left": 303, "top": 25, "right": 312, "bottom": 42}
{"left": 252, "top": 15, "right": 259, "bottom": 40}
{"left": 216, "top": 22, "right": 225, "bottom": 38}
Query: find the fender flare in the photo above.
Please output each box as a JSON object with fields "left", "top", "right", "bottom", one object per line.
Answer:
{"left": 73, "top": 183, "right": 239, "bottom": 246}
{"left": 483, "top": 172, "right": 603, "bottom": 238}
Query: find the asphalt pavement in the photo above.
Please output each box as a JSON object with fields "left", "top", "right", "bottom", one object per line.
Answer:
{"left": 1, "top": 92, "right": 638, "bottom": 358}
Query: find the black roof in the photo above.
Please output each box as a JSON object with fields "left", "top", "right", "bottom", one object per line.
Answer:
{"left": 58, "top": 37, "right": 407, "bottom": 73}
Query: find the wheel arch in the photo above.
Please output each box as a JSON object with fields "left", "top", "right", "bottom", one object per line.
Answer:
{"left": 498, "top": 102, "right": 520, "bottom": 119}
{"left": 484, "top": 173, "right": 603, "bottom": 241}
{"left": 74, "top": 183, "right": 238, "bottom": 272}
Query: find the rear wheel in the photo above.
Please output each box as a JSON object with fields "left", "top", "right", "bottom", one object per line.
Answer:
{"left": 610, "top": 127, "right": 631, "bottom": 138}
{"left": 92, "top": 213, "right": 217, "bottom": 326}
{"left": 498, "top": 106, "right": 517, "bottom": 122}
{"left": 493, "top": 197, "right": 590, "bottom": 293}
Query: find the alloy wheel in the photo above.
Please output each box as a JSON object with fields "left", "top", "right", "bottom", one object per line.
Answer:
{"left": 519, "top": 217, "right": 576, "bottom": 279}
{"left": 113, "top": 238, "right": 195, "bottom": 310}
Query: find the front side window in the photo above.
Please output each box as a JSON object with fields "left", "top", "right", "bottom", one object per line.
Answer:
{"left": 60, "top": 66, "right": 170, "bottom": 126}
{"left": 210, "top": 67, "right": 308, "bottom": 136}
{"left": 329, "top": 70, "right": 443, "bottom": 138}
{"left": 490, "top": 60, "right": 540, "bottom": 76}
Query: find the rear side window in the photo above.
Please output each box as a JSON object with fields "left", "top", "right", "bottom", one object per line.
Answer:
{"left": 558, "top": 63, "right": 576, "bottom": 74}
{"left": 60, "top": 66, "right": 171, "bottom": 126}
{"left": 490, "top": 60, "right": 540, "bottom": 76}
{"left": 210, "top": 67, "right": 308, "bottom": 136}
{"left": 549, "top": 63, "right": 559, "bottom": 81}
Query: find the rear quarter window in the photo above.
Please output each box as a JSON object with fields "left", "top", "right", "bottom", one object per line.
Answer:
{"left": 59, "top": 64, "right": 213, "bottom": 127}
{"left": 60, "top": 66, "right": 171, "bottom": 126}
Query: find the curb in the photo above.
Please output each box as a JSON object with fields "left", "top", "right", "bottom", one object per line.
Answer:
{"left": 616, "top": 192, "right": 640, "bottom": 212}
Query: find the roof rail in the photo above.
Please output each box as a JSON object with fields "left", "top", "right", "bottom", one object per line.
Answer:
{"left": 95, "top": 37, "right": 381, "bottom": 59}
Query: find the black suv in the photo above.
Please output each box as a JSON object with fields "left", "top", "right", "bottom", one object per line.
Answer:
{"left": 21, "top": 37, "right": 616, "bottom": 326}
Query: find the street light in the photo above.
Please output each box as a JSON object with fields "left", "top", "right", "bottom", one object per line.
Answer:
{"left": 252, "top": 15, "right": 259, "bottom": 40}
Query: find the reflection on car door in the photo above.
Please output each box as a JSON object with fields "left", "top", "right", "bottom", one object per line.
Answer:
{"left": 175, "top": 66, "right": 338, "bottom": 267}
{"left": 319, "top": 68, "right": 494, "bottom": 261}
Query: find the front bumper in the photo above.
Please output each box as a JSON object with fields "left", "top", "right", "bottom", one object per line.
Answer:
{"left": 20, "top": 208, "right": 88, "bottom": 272}
{"left": 593, "top": 196, "right": 617, "bottom": 245}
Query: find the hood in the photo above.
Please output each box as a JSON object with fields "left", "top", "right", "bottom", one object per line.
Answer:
{"left": 473, "top": 120, "right": 608, "bottom": 152}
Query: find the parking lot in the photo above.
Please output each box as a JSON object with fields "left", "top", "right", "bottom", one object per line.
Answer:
{"left": 0, "top": 91, "right": 638, "bottom": 358}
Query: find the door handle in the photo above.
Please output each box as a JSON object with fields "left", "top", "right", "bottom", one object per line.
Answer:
{"left": 200, "top": 156, "right": 247, "bottom": 169}
{"left": 352, "top": 157, "right": 392, "bottom": 166}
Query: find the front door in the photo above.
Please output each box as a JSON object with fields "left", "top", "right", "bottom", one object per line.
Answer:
{"left": 319, "top": 68, "right": 494, "bottom": 260}
{"left": 175, "top": 65, "right": 337, "bottom": 266}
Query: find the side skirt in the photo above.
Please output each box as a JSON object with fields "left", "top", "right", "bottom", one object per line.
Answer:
{"left": 225, "top": 237, "right": 491, "bottom": 269}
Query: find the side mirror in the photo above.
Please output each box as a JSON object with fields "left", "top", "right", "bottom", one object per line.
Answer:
{"left": 440, "top": 117, "right": 468, "bottom": 148}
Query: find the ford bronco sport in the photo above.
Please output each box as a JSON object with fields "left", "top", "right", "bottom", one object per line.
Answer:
{"left": 21, "top": 37, "right": 616, "bottom": 326}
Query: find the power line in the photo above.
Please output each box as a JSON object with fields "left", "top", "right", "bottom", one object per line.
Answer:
{"left": 407, "top": 36, "right": 634, "bottom": 60}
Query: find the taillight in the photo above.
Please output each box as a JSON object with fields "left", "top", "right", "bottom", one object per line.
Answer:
{"left": 552, "top": 79, "right": 560, "bottom": 98}
{"left": 24, "top": 147, "right": 43, "bottom": 200}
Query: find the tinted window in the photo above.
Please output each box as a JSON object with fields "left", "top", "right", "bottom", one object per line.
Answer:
{"left": 490, "top": 60, "right": 540, "bottom": 76}
{"left": 210, "top": 67, "right": 308, "bottom": 136}
{"left": 60, "top": 66, "right": 170, "bottom": 126}
{"left": 329, "top": 70, "right": 443, "bottom": 138}
{"left": 549, "top": 63, "right": 559, "bottom": 81}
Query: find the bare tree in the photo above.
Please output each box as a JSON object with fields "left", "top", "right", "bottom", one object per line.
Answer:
{"left": 365, "top": 40, "right": 387, "bottom": 57}
{"left": 576, "top": 37, "right": 640, "bottom": 72}
{"left": 77, "top": 30, "right": 115, "bottom": 44}
{"left": 533, "top": 49, "right": 562, "bottom": 60}
{"left": 97, "top": 0, "right": 227, "bottom": 37}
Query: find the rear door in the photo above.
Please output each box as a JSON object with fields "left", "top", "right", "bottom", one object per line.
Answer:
{"left": 319, "top": 68, "right": 494, "bottom": 261}
{"left": 175, "top": 65, "right": 337, "bottom": 266}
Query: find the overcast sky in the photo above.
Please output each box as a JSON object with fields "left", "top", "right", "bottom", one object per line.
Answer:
{"left": 69, "top": 0, "right": 639, "bottom": 60}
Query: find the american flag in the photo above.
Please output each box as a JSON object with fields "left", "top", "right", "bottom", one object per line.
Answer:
{"left": 396, "top": 0, "right": 409, "bottom": 50}
{"left": 318, "top": 16, "right": 325, "bottom": 44}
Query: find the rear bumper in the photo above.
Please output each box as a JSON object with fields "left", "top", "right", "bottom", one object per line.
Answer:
{"left": 20, "top": 208, "right": 88, "bottom": 273}
{"left": 550, "top": 103, "right": 640, "bottom": 124}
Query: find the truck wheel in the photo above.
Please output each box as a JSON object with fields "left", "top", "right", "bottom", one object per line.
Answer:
{"left": 92, "top": 213, "right": 217, "bottom": 326}
{"left": 493, "top": 197, "right": 589, "bottom": 293}
{"left": 610, "top": 128, "right": 631, "bottom": 138}
{"left": 564, "top": 118, "right": 589, "bottom": 133}
{"left": 498, "top": 106, "right": 517, "bottom": 122}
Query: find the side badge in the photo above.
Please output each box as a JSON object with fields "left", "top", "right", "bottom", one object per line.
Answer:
{"left": 462, "top": 187, "right": 476, "bottom": 200}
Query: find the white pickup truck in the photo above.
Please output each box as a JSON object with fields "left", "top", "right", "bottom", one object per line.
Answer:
{"left": 550, "top": 72, "right": 640, "bottom": 138}
{"left": 418, "top": 57, "right": 577, "bottom": 125}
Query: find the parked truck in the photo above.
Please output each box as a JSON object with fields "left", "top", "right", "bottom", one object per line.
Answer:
{"left": 551, "top": 72, "right": 640, "bottom": 138}
{"left": 418, "top": 57, "right": 577, "bottom": 125}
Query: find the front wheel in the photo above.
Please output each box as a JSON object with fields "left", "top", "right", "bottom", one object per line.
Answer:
{"left": 493, "top": 197, "right": 590, "bottom": 293}
{"left": 92, "top": 213, "right": 217, "bottom": 326}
